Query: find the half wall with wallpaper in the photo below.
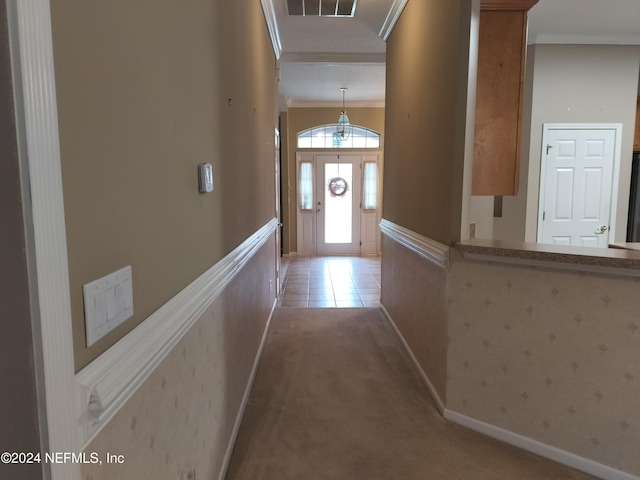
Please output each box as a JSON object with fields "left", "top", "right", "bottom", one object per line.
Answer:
{"left": 381, "top": 0, "right": 475, "bottom": 409}
{"left": 381, "top": 230, "right": 640, "bottom": 479}
{"left": 447, "top": 246, "right": 640, "bottom": 478}
{"left": 43, "top": 0, "right": 278, "bottom": 478}
{"left": 382, "top": 0, "right": 639, "bottom": 479}
{"left": 79, "top": 236, "right": 277, "bottom": 480}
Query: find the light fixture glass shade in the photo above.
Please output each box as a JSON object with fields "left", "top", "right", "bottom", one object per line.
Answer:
{"left": 336, "top": 87, "right": 352, "bottom": 141}
{"left": 336, "top": 111, "right": 352, "bottom": 140}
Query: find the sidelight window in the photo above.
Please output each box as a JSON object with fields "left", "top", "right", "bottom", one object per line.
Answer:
{"left": 299, "top": 161, "right": 313, "bottom": 211}
{"left": 362, "top": 162, "right": 378, "bottom": 211}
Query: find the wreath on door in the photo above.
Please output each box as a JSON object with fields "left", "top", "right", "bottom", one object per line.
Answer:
{"left": 328, "top": 177, "right": 348, "bottom": 197}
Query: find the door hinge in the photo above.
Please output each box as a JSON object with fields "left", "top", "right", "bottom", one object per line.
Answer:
{"left": 546, "top": 145, "right": 553, "bottom": 155}
{"left": 543, "top": 211, "right": 546, "bottom": 221}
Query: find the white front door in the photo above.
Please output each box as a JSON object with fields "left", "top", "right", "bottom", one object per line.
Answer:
{"left": 316, "top": 155, "right": 362, "bottom": 255}
{"left": 538, "top": 126, "right": 617, "bottom": 248}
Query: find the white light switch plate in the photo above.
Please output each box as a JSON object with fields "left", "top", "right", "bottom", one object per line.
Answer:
{"left": 83, "top": 266, "right": 133, "bottom": 347}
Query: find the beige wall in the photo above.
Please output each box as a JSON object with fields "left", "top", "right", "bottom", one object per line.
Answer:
{"left": 448, "top": 250, "right": 640, "bottom": 476}
{"left": 383, "top": 0, "right": 474, "bottom": 245}
{"left": 0, "top": 3, "right": 44, "bottom": 478}
{"left": 81, "top": 238, "right": 276, "bottom": 480}
{"left": 379, "top": 0, "right": 475, "bottom": 416}
{"left": 50, "top": 0, "right": 278, "bottom": 369}
{"left": 495, "top": 44, "right": 640, "bottom": 243}
{"left": 283, "top": 107, "right": 384, "bottom": 253}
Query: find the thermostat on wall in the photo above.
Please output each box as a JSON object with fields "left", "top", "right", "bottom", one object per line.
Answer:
{"left": 198, "top": 163, "right": 214, "bottom": 193}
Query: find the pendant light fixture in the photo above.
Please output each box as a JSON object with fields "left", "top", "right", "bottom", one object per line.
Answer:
{"left": 336, "top": 87, "right": 352, "bottom": 141}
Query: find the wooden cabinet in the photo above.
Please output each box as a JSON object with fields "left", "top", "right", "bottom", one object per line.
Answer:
{"left": 471, "top": 0, "right": 539, "bottom": 196}
{"left": 634, "top": 97, "right": 640, "bottom": 152}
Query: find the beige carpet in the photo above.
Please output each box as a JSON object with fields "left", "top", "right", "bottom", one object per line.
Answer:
{"left": 225, "top": 308, "right": 596, "bottom": 480}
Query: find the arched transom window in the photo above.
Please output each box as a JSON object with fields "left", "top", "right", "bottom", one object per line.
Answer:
{"left": 297, "top": 124, "right": 381, "bottom": 149}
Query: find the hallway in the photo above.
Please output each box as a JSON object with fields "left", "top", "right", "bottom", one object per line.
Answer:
{"left": 279, "top": 256, "right": 381, "bottom": 308}
{"left": 225, "top": 257, "right": 596, "bottom": 480}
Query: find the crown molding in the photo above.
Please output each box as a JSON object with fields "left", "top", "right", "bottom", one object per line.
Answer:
{"left": 261, "top": 0, "right": 282, "bottom": 59}
{"left": 480, "top": 0, "right": 539, "bottom": 11}
{"left": 280, "top": 52, "right": 386, "bottom": 63}
{"left": 285, "top": 98, "right": 385, "bottom": 108}
{"left": 530, "top": 33, "right": 640, "bottom": 46}
{"left": 379, "top": 0, "right": 409, "bottom": 41}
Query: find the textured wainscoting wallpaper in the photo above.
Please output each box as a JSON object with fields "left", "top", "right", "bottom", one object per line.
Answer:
{"left": 81, "top": 238, "right": 276, "bottom": 480}
{"left": 448, "top": 251, "right": 640, "bottom": 476}
{"left": 380, "top": 235, "right": 448, "bottom": 404}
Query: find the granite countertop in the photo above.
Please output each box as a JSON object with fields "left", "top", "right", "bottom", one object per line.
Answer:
{"left": 456, "top": 238, "right": 640, "bottom": 271}
{"left": 609, "top": 242, "right": 640, "bottom": 251}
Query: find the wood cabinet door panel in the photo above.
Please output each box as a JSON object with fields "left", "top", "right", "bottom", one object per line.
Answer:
{"left": 472, "top": 10, "right": 527, "bottom": 196}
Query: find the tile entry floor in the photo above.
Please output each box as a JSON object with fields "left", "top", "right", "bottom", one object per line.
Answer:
{"left": 278, "top": 256, "right": 381, "bottom": 308}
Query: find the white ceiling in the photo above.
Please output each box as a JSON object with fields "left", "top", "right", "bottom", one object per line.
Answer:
{"left": 272, "top": 0, "right": 640, "bottom": 111}
{"left": 528, "top": 0, "right": 640, "bottom": 44}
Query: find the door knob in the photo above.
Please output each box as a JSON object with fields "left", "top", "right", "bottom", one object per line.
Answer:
{"left": 595, "top": 225, "right": 608, "bottom": 234}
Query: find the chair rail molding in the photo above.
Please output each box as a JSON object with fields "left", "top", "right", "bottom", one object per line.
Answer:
{"left": 379, "top": 218, "right": 449, "bottom": 268}
{"left": 75, "top": 218, "right": 279, "bottom": 449}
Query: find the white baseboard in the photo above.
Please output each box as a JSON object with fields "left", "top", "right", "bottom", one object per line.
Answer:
{"left": 381, "top": 304, "right": 639, "bottom": 479}
{"left": 380, "top": 305, "right": 446, "bottom": 414}
{"left": 444, "top": 409, "right": 640, "bottom": 480}
{"left": 217, "top": 298, "right": 277, "bottom": 480}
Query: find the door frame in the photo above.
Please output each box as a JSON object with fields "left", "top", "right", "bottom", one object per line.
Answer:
{"left": 9, "top": 1, "right": 81, "bottom": 479}
{"left": 274, "top": 127, "right": 282, "bottom": 295}
{"left": 295, "top": 150, "right": 382, "bottom": 256}
{"left": 537, "top": 123, "right": 623, "bottom": 245}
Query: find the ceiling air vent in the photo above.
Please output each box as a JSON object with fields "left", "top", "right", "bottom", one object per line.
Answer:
{"left": 287, "top": 0, "right": 357, "bottom": 17}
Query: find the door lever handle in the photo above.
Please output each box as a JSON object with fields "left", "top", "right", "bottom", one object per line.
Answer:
{"left": 595, "top": 225, "right": 608, "bottom": 234}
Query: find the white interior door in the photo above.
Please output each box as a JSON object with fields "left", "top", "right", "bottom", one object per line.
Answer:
{"left": 316, "top": 155, "right": 361, "bottom": 255}
{"left": 538, "top": 126, "right": 617, "bottom": 248}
